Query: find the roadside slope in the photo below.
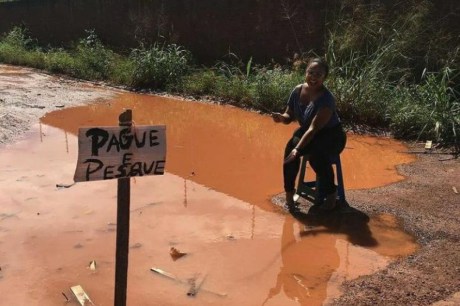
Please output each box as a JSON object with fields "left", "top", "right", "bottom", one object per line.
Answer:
{"left": 0, "top": 64, "right": 117, "bottom": 144}
{"left": 332, "top": 150, "right": 460, "bottom": 305}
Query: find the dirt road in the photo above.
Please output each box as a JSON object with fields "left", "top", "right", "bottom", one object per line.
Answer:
{"left": 331, "top": 152, "right": 460, "bottom": 305}
{"left": 1, "top": 64, "right": 459, "bottom": 305}
{"left": 0, "top": 64, "right": 117, "bottom": 144}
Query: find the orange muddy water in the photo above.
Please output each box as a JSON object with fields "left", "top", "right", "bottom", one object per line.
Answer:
{"left": 0, "top": 93, "right": 418, "bottom": 306}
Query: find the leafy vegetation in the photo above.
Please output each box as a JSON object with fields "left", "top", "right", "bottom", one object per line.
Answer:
{"left": 325, "top": 0, "right": 459, "bottom": 144}
{"left": 129, "top": 43, "right": 191, "bottom": 90}
{"left": 0, "top": 0, "right": 458, "bottom": 146}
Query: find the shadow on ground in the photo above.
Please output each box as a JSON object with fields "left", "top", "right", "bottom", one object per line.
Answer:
{"left": 288, "top": 202, "right": 378, "bottom": 248}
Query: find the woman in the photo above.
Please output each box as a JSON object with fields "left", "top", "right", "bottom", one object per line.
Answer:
{"left": 272, "top": 58, "right": 346, "bottom": 210}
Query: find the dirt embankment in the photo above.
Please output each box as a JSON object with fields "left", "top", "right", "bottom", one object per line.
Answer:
{"left": 332, "top": 150, "right": 460, "bottom": 306}
{"left": 0, "top": 64, "right": 116, "bottom": 145}
{"left": 1, "top": 64, "right": 459, "bottom": 305}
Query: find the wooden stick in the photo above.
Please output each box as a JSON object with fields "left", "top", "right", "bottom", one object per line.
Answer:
{"left": 187, "top": 273, "right": 207, "bottom": 297}
{"left": 150, "top": 268, "right": 227, "bottom": 297}
{"left": 70, "top": 285, "right": 95, "bottom": 306}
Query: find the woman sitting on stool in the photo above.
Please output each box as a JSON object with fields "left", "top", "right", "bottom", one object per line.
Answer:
{"left": 272, "top": 58, "right": 346, "bottom": 210}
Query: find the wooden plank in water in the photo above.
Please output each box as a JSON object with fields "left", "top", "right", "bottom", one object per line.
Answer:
{"left": 70, "top": 285, "right": 95, "bottom": 306}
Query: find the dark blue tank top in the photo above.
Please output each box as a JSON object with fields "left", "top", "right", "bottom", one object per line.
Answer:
{"left": 287, "top": 85, "right": 340, "bottom": 129}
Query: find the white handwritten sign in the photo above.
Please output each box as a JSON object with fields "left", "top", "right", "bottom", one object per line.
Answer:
{"left": 74, "top": 125, "right": 166, "bottom": 182}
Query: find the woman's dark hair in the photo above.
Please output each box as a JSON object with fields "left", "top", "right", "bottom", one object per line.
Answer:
{"left": 307, "top": 58, "right": 329, "bottom": 78}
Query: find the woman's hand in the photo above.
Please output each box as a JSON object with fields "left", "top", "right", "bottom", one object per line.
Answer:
{"left": 284, "top": 148, "right": 299, "bottom": 164}
{"left": 271, "top": 112, "right": 285, "bottom": 123}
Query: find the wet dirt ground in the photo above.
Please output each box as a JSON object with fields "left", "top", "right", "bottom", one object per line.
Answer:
{"left": 0, "top": 64, "right": 459, "bottom": 306}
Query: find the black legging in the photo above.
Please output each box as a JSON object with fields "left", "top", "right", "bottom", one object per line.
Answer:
{"left": 283, "top": 124, "right": 346, "bottom": 195}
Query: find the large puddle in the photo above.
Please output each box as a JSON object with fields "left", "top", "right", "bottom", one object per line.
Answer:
{"left": 0, "top": 92, "right": 418, "bottom": 305}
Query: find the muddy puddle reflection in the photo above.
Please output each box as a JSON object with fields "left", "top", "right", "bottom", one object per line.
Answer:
{"left": 0, "top": 93, "right": 418, "bottom": 306}
{"left": 41, "top": 93, "right": 416, "bottom": 210}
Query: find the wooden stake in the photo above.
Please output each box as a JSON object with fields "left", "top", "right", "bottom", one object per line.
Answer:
{"left": 114, "top": 109, "right": 132, "bottom": 306}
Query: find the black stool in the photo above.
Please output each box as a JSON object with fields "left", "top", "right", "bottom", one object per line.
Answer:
{"left": 294, "top": 154, "right": 346, "bottom": 204}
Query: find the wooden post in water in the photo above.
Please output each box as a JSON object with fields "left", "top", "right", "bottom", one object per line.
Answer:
{"left": 114, "top": 109, "right": 132, "bottom": 306}
{"left": 73, "top": 108, "right": 166, "bottom": 305}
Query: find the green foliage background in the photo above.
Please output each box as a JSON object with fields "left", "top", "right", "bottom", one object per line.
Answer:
{"left": 0, "top": 0, "right": 458, "bottom": 146}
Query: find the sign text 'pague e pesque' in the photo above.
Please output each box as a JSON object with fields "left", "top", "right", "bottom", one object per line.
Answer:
{"left": 73, "top": 125, "right": 166, "bottom": 182}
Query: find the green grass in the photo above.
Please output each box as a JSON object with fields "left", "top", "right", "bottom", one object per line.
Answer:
{"left": 251, "top": 67, "right": 303, "bottom": 111}
{"left": 0, "top": 12, "right": 458, "bottom": 147}
{"left": 388, "top": 68, "right": 460, "bottom": 144}
{"left": 128, "top": 43, "right": 191, "bottom": 90}
{"left": 324, "top": 0, "right": 459, "bottom": 144}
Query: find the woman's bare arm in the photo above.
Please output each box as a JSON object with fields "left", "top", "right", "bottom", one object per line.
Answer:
{"left": 283, "top": 107, "right": 333, "bottom": 164}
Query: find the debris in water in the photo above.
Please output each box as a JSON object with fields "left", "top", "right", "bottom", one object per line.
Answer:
{"left": 56, "top": 183, "right": 75, "bottom": 189}
{"left": 151, "top": 267, "right": 177, "bottom": 280}
{"left": 130, "top": 242, "right": 142, "bottom": 249}
{"left": 292, "top": 274, "right": 311, "bottom": 297}
{"left": 130, "top": 202, "right": 161, "bottom": 212}
{"left": 0, "top": 211, "right": 20, "bottom": 221}
{"left": 88, "top": 260, "right": 97, "bottom": 271}
{"left": 70, "top": 285, "right": 95, "bottom": 306}
{"left": 187, "top": 274, "right": 207, "bottom": 297}
{"left": 150, "top": 267, "right": 227, "bottom": 297}
{"left": 425, "top": 140, "right": 433, "bottom": 150}
{"left": 61, "top": 292, "right": 69, "bottom": 302}
{"left": 453, "top": 186, "right": 458, "bottom": 194}
{"left": 170, "top": 247, "right": 187, "bottom": 261}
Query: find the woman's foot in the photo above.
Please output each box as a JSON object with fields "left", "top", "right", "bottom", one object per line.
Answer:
{"left": 320, "top": 190, "right": 337, "bottom": 210}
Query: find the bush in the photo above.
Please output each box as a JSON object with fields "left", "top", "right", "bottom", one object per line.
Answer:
{"left": 129, "top": 43, "right": 191, "bottom": 90}
{"left": 182, "top": 70, "right": 220, "bottom": 96}
{"left": 45, "top": 48, "right": 76, "bottom": 74}
{"left": 108, "top": 56, "right": 136, "bottom": 86}
{"left": 0, "top": 27, "right": 45, "bottom": 67}
{"left": 252, "top": 67, "right": 302, "bottom": 112}
{"left": 389, "top": 68, "right": 460, "bottom": 144}
{"left": 214, "top": 75, "right": 252, "bottom": 105}
{"left": 0, "top": 26, "right": 33, "bottom": 49}
{"left": 0, "top": 18, "right": 458, "bottom": 146}
{"left": 72, "top": 29, "right": 114, "bottom": 80}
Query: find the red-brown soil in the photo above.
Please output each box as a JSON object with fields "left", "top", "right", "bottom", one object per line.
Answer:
{"left": 0, "top": 64, "right": 459, "bottom": 306}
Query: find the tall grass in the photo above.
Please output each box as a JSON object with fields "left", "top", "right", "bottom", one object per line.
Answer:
{"left": 181, "top": 56, "right": 302, "bottom": 111}
{"left": 44, "top": 30, "right": 116, "bottom": 80}
{"left": 251, "top": 67, "right": 303, "bottom": 111}
{"left": 0, "top": 4, "right": 458, "bottom": 147}
{"left": 181, "top": 70, "right": 221, "bottom": 96}
{"left": 129, "top": 43, "right": 191, "bottom": 90}
{"left": 324, "top": 0, "right": 459, "bottom": 144}
{"left": 0, "top": 27, "right": 46, "bottom": 68}
{"left": 0, "top": 27, "right": 191, "bottom": 90}
{"left": 72, "top": 29, "right": 115, "bottom": 80}
{"left": 389, "top": 68, "right": 459, "bottom": 144}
